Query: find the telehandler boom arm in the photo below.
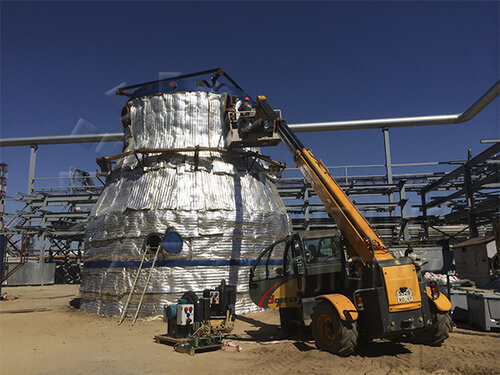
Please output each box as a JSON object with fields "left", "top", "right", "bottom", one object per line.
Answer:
{"left": 255, "top": 96, "right": 393, "bottom": 264}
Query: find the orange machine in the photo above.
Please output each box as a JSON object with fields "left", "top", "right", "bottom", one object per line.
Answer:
{"left": 248, "top": 96, "right": 451, "bottom": 356}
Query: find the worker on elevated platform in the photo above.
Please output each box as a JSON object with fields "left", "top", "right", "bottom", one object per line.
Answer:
{"left": 237, "top": 97, "right": 254, "bottom": 137}
{"left": 237, "top": 97, "right": 272, "bottom": 137}
{"left": 238, "top": 96, "right": 253, "bottom": 113}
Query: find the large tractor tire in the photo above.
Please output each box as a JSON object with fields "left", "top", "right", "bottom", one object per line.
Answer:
{"left": 412, "top": 309, "right": 452, "bottom": 346}
{"left": 311, "top": 300, "right": 358, "bottom": 356}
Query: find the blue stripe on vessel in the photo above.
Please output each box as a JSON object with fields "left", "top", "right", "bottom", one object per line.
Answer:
{"left": 83, "top": 258, "right": 283, "bottom": 269}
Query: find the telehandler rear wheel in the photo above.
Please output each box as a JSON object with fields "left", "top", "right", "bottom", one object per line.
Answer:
{"left": 311, "top": 300, "right": 358, "bottom": 356}
{"left": 412, "top": 309, "right": 452, "bottom": 346}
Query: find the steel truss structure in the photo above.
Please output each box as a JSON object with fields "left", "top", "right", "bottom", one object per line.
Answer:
{"left": 1, "top": 143, "right": 498, "bottom": 284}
{"left": 1, "top": 169, "right": 103, "bottom": 283}
{"left": 277, "top": 142, "right": 499, "bottom": 247}
{"left": 420, "top": 142, "right": 499, "bottom": 239}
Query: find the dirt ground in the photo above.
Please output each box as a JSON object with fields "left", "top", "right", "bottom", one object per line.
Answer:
{"left": 0, "top": 285, "right": 498, "bottom": 375}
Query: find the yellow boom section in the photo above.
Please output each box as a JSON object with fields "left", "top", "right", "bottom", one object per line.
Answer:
{"left": 295, "top": 148, "right": 393, "bottom": 263}
{"left": 254, "top": 95, "right": 392, "bottom": 264}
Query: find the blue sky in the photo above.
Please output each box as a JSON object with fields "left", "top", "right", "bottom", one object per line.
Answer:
{"left": 0, "top": 1, "right": 498, "bottom": 209}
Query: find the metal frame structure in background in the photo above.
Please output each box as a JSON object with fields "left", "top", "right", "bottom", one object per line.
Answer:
{"left": 2, "top": 169, "right": 103, "bottom": 284}
{"left": 1, "top": 141, "right": 497, "bottom": 285}
{"left": 420, "top": 142, "right": 500, "bottom": 240}
{"left": 279, "top": 141, "right": 499, "bottom": 246}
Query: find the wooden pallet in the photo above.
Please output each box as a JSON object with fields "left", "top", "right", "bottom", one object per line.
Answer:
{"left": 154, "top": 334, "right": 224, "bottom": 356}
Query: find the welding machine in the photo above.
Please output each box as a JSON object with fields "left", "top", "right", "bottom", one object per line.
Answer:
{"left": 163, "top": 279, "right": 236, "bottom": 339}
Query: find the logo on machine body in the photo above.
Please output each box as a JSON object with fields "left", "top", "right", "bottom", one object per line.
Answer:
{"left": 267, "top": 295, "right": 299, "bottom": 306}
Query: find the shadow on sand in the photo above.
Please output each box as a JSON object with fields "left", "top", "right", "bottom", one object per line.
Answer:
{"left": 235, "top": 314, "right": 284, "bottom": 342}
{"left": 356, "top": 340, "right": 411, "bottom": 357}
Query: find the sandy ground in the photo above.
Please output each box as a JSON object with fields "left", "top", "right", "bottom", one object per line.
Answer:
{"left": 0, "top": 285, "right": 499, "bottom": 375}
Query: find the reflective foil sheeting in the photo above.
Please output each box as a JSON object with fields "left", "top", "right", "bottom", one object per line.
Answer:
{"left": 80, "top": 91, "right": 291, "bottom": 316}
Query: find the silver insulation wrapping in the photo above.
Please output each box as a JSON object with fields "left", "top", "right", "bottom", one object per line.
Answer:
{"left": 79, "top": 91, "right": 291, "bottom": 317}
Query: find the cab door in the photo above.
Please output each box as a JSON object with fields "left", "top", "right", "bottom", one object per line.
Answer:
{"left": 249, "top": 236, "right": 303, "bottom": 309}
{"left": 301, "top": 234, "right": 344, "bottom": 296}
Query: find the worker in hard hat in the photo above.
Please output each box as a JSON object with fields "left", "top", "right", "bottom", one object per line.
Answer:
{"left": 237, "top": 97, "right": 254, "bottom": 136}
{"left": 238, "top": 97, "right": 253, "bottom": 113}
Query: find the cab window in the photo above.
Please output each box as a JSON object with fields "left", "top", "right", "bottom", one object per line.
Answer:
{"left": 303, "top": 237, "right": 341, "bottom": 264}
{"left": 252, "top": 240, "right": 287, "bottom": 280}
{"left": 284, "top": 242, "right": 295, "bottom": 275}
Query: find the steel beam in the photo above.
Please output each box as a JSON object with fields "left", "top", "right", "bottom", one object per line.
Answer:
{"left": 25, "top": 145, "right": 38, "bottom": 230}
{"left": 382, "top": 128, "right": 395, "bottom": 215}
{"left": 27, "top": 146, "right": 37, "bottom": 195}
{"left": 421, "top": 142, "right": 500, "bottom": 194}
{"left": 39, "top": 197, "right": 48, "bottom": 265}
{"left": 424, "top": 172, "right": 499, "bottom": 210}
{"left": 481, "top": 138, "right": 500, "bottom": 144}
{"left": 399, "top": 181, "right": 410, "bottom": 241}
{"left": 464, "top": 153, "right": 479, "bottom": 238}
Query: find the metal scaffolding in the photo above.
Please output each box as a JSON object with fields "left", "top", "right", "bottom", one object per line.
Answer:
{"left": 277, "top": 143, "right": 499, "bottom": 246}
{"left": 2, "top": 169, "right": 103, "bottom": 283}
{"left": 420, "top": 142, "right": 500, "bottom": 240}
{"left": 1, "top": 143, "right": 498, "bottom": 284}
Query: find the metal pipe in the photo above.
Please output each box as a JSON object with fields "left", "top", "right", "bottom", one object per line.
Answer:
{"left": 382, "top": 128, "right": 395, "bottom": 214}
{"left": 0, "top": 80, "right": 497, "bottom": 147}
{"left": 26, "top": 146, "right": 37, "bottom": 229}
{"left": 27, "top": 145, "right": 37, "bottom": 195}
{"left": 0, "top": 133, "right": 124, "bottom": 147}
{"left": 382, "top": 129, "right": 394, "bottom": 185}
{"left": 289, "top": 80, "right": 500, "bottom": 133}
{"left": 284, "top": 161, "right": 438, "bottom": 171}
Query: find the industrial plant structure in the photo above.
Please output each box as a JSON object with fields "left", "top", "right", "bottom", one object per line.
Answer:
{"left": 0, "top": 71, "right": 498, "bottom": 319}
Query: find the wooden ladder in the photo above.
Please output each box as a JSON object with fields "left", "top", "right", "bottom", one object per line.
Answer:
{"left": 118, "top": 244, "right": 161, "bottom": 325}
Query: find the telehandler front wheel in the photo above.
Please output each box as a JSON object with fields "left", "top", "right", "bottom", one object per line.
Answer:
{"left": 311, "top": 300, "right": 358, "bottom": 356}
